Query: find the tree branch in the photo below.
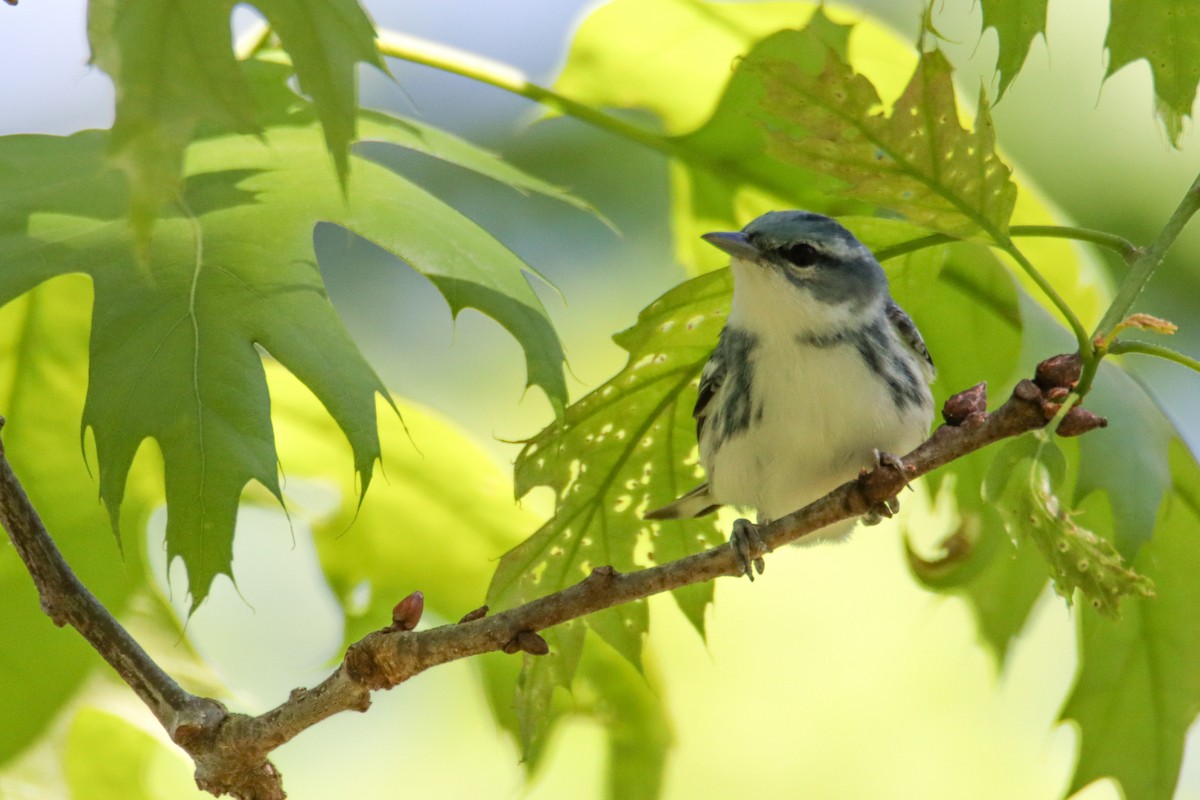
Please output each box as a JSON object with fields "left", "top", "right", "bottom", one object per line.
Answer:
{"left": 0, "top": 359, "right": 1100, "bottom": 799}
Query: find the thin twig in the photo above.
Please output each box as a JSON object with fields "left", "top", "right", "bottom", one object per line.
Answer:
{"left": 0, "top": 363, "right": 1094, "bottom": 799}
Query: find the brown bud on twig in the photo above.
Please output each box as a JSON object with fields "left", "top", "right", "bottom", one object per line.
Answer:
{"left": 1035, "top": 353, "right": 1083, "bottom": 390}
{"left": 1013, "top": 378, "right": 1041, "bottom": 402}
{"left": 1056, "top": 407, "right": 1108, "bottom": 437}
{"left": 941, "top": 382, "right": 988, "bottom": 426}
{"left": 390, "top": 591, "right": 424, "bottom": 631}
{"left": 503, "top": 630, "right": 550, "bottom": 656}
{"left": 458, "top": 605, "right": 489, "bottom": 624}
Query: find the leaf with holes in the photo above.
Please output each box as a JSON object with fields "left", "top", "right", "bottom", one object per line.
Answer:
{"left": 0, "top": 56, "right": 575, "bottom": 607}
{"left": 752, "top": 46, "right": 1017, "bottom": 239}
{"left": 983, "top": 432, "right": 1154, "bottom": 618}
{"left": 487, "top": 270, "right": 731, "bottom": 748}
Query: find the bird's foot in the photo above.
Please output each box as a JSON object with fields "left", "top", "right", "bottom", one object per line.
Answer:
{"left": 862, "top": 496, "right": 901, "bottom": 526}
{"left": 872, "top": 448, "right": 908, "bottom": 476}
{"left": 862, "top": 449, "right": 908, "bottom": 525}
{"left": 731, "top": 518, "right": 769, "bottom": 580}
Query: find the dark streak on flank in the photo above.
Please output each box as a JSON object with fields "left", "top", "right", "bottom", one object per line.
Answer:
{"left": 799, "top": 319, "right": 926, "bottom": 411}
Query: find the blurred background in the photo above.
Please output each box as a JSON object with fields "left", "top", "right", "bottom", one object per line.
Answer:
{"left": 2, "top": 0, "right": 1199, "bottom": 798}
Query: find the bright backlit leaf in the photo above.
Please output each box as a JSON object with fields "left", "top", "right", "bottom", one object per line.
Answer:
{"left": 87, "top": 0, "right": 260, "bottom": 237}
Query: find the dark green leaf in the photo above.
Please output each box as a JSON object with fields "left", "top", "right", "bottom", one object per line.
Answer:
{"left": 888, "top": 242, "right": 1049, "bottom": 660}
{"left": 251, "top": 0, "right": 387, "bottom": 186}
{"left": 1074, "top": 363, "right": 1174, "bottom": 556}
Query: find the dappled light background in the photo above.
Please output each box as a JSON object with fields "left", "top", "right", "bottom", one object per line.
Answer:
{"left": 2, "top": 1, "right": 1199, "bottom": 798}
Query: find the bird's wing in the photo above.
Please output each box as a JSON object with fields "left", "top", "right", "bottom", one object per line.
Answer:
{"left": 693, "top": 339, "right": 726, "bottom": 442}
{"left": 886, "top": 298, "right": 934, "bottom": 371}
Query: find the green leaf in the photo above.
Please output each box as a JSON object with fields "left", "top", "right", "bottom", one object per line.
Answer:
{"left": 1104, "top": 0, "right": 1200, "bottom": 146}
{"left": 980, "top": 0, "right": 1049, "bottom": 97}
{"left": 0, "top": 275, "right": 158, "bottom": 767}
{"left": 87, "top": 0, "right": 384, "bottom": 235}
{"left": 752, "top": 46, "right": 1017, "bottom": 239}
{"left": 87, "top": 0, "right": 259, "bottom": 237}
{"left": 487, "top": 270, "right": 731, "bottom": 746}
{"left": 251, "top": 0, "right": 387, "bottom": 186}
{"left": 0, "top": 58, "right": 570, "bottom": 606}
{"left": 1062, "top": 441, "right": 1200, "bottom": 800}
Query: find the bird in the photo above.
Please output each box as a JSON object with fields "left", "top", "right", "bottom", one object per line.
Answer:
{"left": 644, "top": 210, "right": 936, "bottom": 579}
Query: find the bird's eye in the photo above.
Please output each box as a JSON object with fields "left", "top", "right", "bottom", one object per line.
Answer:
{"left": 779, "top": 242, "right": 819, "bottom": 267}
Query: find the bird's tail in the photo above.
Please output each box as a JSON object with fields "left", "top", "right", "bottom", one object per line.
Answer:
{"left": 643, "top": 483, "right": 721, "bottom": 520}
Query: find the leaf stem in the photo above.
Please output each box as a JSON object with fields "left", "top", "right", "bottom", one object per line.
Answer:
{"left": 1010, "top": 225, "right": 1141, "bottom": 263}
{"left": 998, "top": 237, "right": 1092, "bottom": 356}
{"left": 1095, "top": 171, "right": 1200, "bottom": 338}
{"left": 374, "top": 30, "right": 678, "bottom": 158}
{"left": 1108, "top": 340, "right": 1200, "bottom": 373}
{"left": 874, "top": 225, "right": 1140, "bottom": 263}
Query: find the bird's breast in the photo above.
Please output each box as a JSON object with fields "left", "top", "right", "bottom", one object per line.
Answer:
{"left": 701, "top": 325, "right": 931, "bottom": 523}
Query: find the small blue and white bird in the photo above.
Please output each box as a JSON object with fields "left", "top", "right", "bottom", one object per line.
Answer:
{"left": 645, "top": 211, "right": 936, "bottom": 578}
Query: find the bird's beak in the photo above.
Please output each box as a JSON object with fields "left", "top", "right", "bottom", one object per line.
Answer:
{"left": 701, "top": 231, "right": 760, "bottom": 261}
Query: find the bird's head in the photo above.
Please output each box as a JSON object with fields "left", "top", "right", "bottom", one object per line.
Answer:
{"left": 703, "top": 211, "right": 888, "bottom": 323}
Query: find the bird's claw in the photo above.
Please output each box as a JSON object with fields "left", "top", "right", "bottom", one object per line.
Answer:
{"left": 731, "top": 518, "right": 768, "bottom": 580}
{"left": 862, "top": 495, "right": 901, "bottom": 526}
{"left": 863, "top": 449, "right": 908, "bottom": 524}
{"left": 873, "top": 448, "right": 907, "bottom": 475}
